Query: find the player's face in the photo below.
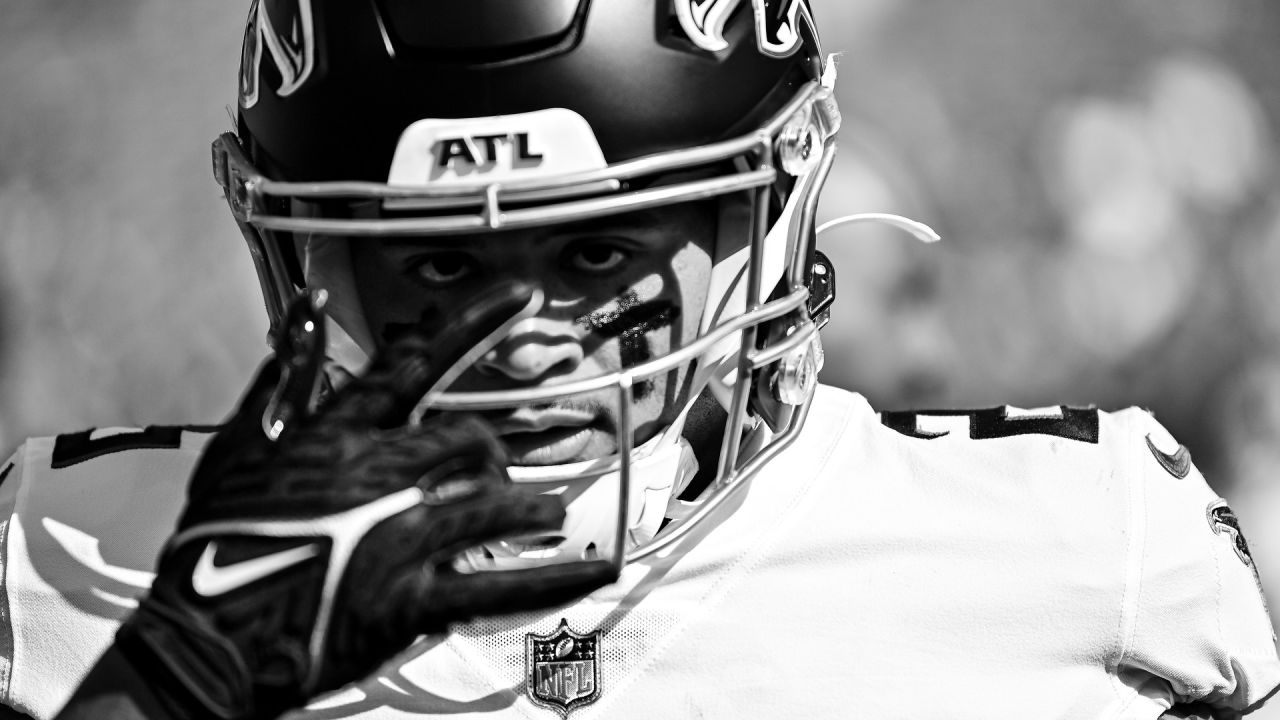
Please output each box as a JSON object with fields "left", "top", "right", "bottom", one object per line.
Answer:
{"left": 348, "top": 201, "right": 717, "bottom": 465}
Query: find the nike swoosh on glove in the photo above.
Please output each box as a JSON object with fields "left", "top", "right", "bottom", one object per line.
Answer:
{"left": 116, "top": 284, "right": 617, "bottom": 720}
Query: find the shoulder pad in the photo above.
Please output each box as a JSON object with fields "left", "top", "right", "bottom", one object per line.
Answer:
{"left": 0, "top": 425, "right": 216, "bottom": 720}
{"left": 1111, "top": 407, "right": 1280, "bottom": 709}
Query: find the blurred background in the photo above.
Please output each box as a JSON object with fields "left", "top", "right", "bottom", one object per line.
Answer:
{"left": 1, "top": 0, "right": 1279, "bottom": 684}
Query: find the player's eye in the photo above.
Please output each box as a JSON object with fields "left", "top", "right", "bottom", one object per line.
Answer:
{"left": 407, "top": 252, "right": 478, "bottom": 286}
{"left": 565, "top": 241, "right": 629, "bottom": 275}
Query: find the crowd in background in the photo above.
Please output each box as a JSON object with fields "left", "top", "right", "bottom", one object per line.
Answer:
{"left": 1, "top": 0, "right": 1278, "bottom": 683}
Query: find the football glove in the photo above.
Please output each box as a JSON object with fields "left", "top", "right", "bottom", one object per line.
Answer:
{"left": 116, "top": 285, "right": 616, "bottom": 720}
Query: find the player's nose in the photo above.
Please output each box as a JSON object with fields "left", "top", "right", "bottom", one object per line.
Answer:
{"left": 473, "top": 320, "right": 585, "bottom": 383}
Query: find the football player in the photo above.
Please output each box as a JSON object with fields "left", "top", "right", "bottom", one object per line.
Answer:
{"left": 2, "top": 1, "right": 1278, "bottom": 719}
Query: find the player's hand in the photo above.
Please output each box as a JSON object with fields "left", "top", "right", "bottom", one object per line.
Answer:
{"left": 115, "top": 286, "right": 617, "bottom": 720}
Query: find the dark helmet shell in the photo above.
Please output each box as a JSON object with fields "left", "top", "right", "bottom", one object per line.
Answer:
{"left": 237, "top": 0, "right": 822, "bottom": 182}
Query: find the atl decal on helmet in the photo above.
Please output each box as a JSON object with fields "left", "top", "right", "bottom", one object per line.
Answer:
{"left": 384, "top": 110, "right": 609, "bottom": 200}
{"left": 435, "top": 133, "right": 545, "bottom": 172}
{"left": 674, "top": 0, "right": 815, "bottom": 58}
{"left": 239, "top": 0, "right": 316, "bottom": 109}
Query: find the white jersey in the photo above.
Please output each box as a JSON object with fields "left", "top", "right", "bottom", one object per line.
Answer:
{"left": 0, "top": 386, "right": 1277, "bottom": 719}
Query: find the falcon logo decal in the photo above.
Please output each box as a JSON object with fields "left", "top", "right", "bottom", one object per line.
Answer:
{"left": 674, "top": 0, "right": 815, "bottom": 58}
{"left": 1208, "top": 499, "right": 1255, "bottom": 567}
{"left": 239, "top": 0, "right": 316, "bottom": 109}
{"left": 526, "top": 619, "right": 601, "bottom": 716}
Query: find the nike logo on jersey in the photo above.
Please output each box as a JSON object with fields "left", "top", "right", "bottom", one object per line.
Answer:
{"left": 1145, "top": 433, "right": 1191, "bottom": 479}
{"left": 191, "top": 541, "right": 319, "bottom": 597}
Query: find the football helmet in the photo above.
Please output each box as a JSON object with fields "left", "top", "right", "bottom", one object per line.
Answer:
{"left": 213, "top": 0, "right": 842, "bottom": 570}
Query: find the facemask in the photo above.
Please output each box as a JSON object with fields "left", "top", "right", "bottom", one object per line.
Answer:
{"left": 456, "top": 419, "right": 699, "bottom": 571}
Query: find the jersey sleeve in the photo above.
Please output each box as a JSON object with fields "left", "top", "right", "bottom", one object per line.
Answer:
{"left": 1117, "top": 409, "right": 1280, "bottom": 713}
{"left": 0, "top": 429, "right": 207, "bottom": 720}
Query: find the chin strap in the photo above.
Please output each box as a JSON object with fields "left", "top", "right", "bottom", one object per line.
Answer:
{"left": 455, "top": 408, "right": 701, "bottom": 571}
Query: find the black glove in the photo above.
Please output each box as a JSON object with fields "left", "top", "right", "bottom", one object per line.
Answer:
{"left": 117, "top": 285, "right": 616, "bottom": 720}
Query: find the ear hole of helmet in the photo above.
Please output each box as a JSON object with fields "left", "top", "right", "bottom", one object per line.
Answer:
{"left": 270, "top": 229, "right": 307, "bottom": 293}
{"left": 747, "top": 243, "right": 831, "bottom": 433}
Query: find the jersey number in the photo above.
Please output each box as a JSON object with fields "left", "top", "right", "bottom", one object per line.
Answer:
{"left": 51, "top": 426, "right": 200, "bottom": 468}
{"left": 881, "top": 406, "right": 1100, "bottom": 444}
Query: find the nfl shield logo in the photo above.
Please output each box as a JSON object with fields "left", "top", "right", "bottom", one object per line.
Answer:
{"left": 526, "top": 619, "right": 601, "bottom": 716}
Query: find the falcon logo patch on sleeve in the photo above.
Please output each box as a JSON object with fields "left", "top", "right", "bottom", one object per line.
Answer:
{"left": 1208, "top": 499, "right": 1255, "bottom": 567}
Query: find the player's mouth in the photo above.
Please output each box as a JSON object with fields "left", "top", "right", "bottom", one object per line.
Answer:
{"left": 491, "top": 407, "right": 602, "bottom": 466}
